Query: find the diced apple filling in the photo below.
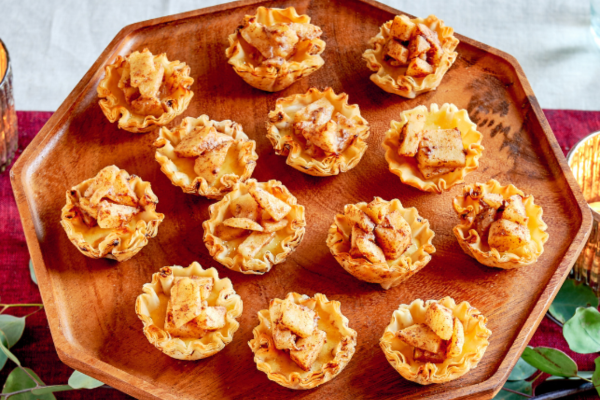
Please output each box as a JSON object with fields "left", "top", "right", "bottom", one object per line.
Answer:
{"left": 416, "top": 128, "right": 466, "bottom": 179}
{"left": 290, "top": 329, "right": 327, "bottom": 371}
{"left": 397, "top": 113, "right": 426, "bottom": 157}
{"left": 469, "top": 191, "right": 532, "bottom": 252}
{"left": 170, "top": 277, "right": 205, "bottom": 328}
{"left": 96, "top": 201, "right": 139, "bottom": 229}
{"left": 293, "top": 98, "right": 358, "bottom": 156}
{"left": 385, "top": 16, "right": 445, "bottom": 79}
{"left": 163, "top": 276, "right": 224, "bottom": 338}
{"left": 249, "top": 185, "right": 291, "bottom": 222}
{"left": 76, "top": 166, "right": 141, "bottom": 229}
{"left": 240, "top": 19, "right": 321, "bottom": 62}
{"left": 346, "top": 200, "right": 413, "bottom": 262}
{"left": 397, "top": 304, "right": 466, "bottom": 364}
{"left": 174, "top": 126, "right": 233, "bottom": 158}
{"left": 193, "top": 141, "right": 233, "bottom": 185}
{"left": 118, "top": 50, "right": 166, "bottom": 117}
{"left": 268, "top": 299, "right": 325, "bottom": 370}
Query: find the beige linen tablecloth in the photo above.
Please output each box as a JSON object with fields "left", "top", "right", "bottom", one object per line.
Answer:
{"left": 0, "top": 0, "right": 598, "bottom": 111}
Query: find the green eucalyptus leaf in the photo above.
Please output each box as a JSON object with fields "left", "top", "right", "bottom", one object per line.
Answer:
{"left": 31, "top": 385, "right": 73, "bottom": 395}
{"left": 1, "top": 367, "right": 56, "bottom": 399}
{"left": 29, "top": 260, "right": 37, "bottom": 285}
{"left": 593, "top": 357, "right": 600, "bottom": 396}
{"left": 563, "top": 307, "right": 600, "bottom": 354}
{"left": 548, "top": 279, "right": 598, "bottom": 323}
{"left": 508, "top": 357, "right": 537, "bottom": 381}
{"left": 493, "top": 380, "right": 532, "bottom": 399}
{"left": 521, "top": 346, "right": 578, "bottom": 377}
{"left": 68, "top": 370, "right": 104, "bottom": 389}
{"left": 0, "top": 332, "right": 8, "bottom": 371}
{"left": 0, "top": 315, "right": 26, "bottom": 348}
{"left": 0, "top": 339, "right": 21, "bottom": 366}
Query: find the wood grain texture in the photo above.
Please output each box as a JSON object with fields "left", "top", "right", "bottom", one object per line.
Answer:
{"left": 10, "top": 0, "right": 592, "bottom": 399}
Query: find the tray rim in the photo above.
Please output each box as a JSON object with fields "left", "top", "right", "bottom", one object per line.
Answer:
{"left": 10, "top": 0, "right": 593, "bottom": 399}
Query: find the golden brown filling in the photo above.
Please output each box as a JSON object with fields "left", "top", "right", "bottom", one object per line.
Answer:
{"left": 344, "top": 198, "right": 412, "bottom": 263}
{"left": 397, "top": 303, "right": 464, "bottom": 363}
{"left": 214, "top": 184, "right": 292, "bottom": 259}
{"left": 163, "top": 275, "right": 226, "bottom": 338}
{"left": 397, "top": 114, "right": 467, "bottom": 179}
{"left": 73, "top": 166, "right": 140, "bottom": 229}
{"left": 117, "top": 50, "right": 168, "bottom": 117}
{"left": 173, "top": 125, "right": 237, "bottom": 185}
{"left": 384, "top": 15, "right": 444, "bottom": 79}
{"left": 469, "top": 192, "right": 531, "bottom": 252}
{"left": 269, "top": 298, "right": 326, "bottom": 371}
{"left": 290, "top": 98, "right": 360, "bottom": 158}
{"left": 239, "top": 18, "right": 322, "bottom": 67}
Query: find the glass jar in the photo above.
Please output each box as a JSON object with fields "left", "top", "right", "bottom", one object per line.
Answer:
{"left": 0, "top": 38, "right": 18, "bottom": 172}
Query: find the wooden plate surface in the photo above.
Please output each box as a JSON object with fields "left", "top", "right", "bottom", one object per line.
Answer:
{"left": 10, "top": 0, "right": 592, "bottom": 399}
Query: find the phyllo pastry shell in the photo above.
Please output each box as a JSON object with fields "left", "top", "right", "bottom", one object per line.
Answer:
{"left": 452, "top": 180, "right": 549, "bottom": 269}
{"left": 97, "top": 48, "right": 194, "bottom": 133}
{"left": 382, "top": 103, "right": 483, "bottom": 193}
{"left": 225, "top": 6, "right": 326, "bottom": 92}
{"left": 248, "top": 292, "right": 357, "bottom": 389}
{"left": 60, "top": 165, "right": 164, "bottom": 262}
{"left": 380, "top": 297, "right": 491, "bottom": 385}
{"left": 362, "top": 14, "right": 458, "bottom": 98}
{"left": 326, "top": 197, "right": 435, "bottom": 290}
{"left": 153, "top": 115, "right": 258, "bottom": 199}
{"left": 135, "top": 262, "right": 243, "bottom": 360}
{"left": 202, "top": 179, "right": 306, "bottom": 274}
{"left": 266, "top": 87, "right": 370, "bottom": 176}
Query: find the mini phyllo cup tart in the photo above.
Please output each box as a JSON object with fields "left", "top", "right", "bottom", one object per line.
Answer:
{"left": 153, "top": 115, "right": 258, "bottom": 199}
{"left": 266, "top": 87, "right": 370, "bottom": 176}
{"left": 380, "top": 297, "right": 491, "bottom": 385}
{"left": 226, "top": 6, "right": 326, "bottom": 92}
{"left": 97, "top": 48, "right": 194, "bottom": 133}
{"left": 202, "top": 179, "right": 306, "bottom": 274}
{"left": 382, "top": 103, "right": 484, "bottom": 193}
{"left": 452, "top": 180, "right": 549, "bottom": 269}
{"left": 60, "top": 165, "right": 164, "bottom": 262}
{"left": 363, "top": 14, "right": 459, "bottom": 98}
{"left": 135, "top": 262, "right": 243, "bottom": 360}
{"left": 326, "top": 197, "right": 435, "bottom": 290}
{"left": 248, "top": 292, "right": 357, "bottom": 389}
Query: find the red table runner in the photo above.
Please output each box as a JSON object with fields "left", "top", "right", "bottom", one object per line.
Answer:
{"left": 1, "top": 110, "right": 599, "bottom": 399}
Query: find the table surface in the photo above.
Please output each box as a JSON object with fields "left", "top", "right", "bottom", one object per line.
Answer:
{"left": 0, "top": 0, "right": 599, "bottom": 111}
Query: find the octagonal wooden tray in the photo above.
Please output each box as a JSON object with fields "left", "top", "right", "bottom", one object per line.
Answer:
{"left": 11, "top": 0, "right": 592, "bottom": 399}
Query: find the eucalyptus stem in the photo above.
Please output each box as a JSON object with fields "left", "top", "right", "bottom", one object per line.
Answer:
{"left": 1, "top": 385, "right": 61, "bottom": 399}
{"left": 502, "top": 387, "right": 534, "bottom": 398}
{"left": 531, "top": 382, "right": 595, "bottom": 399}
{"left": 0, "top": 384, "right": 114, "bottom": 399}
{"left": 17, "top": 366, "right": 41, "bottom": 389}
{"left": 0, "top": 303, "right": 44, "bottom": 315}
{"left": 545, "top": 312, "right": 564, "bottom": 328}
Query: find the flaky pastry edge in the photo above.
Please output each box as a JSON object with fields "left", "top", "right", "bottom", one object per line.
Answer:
{"left": 266, "top": 87, "right": 370, "bottom": 176}
{"left": 380, "top": 297, "right": 491, "bottom": 385}
{"left": 326, "top": 197, "right": 435, "bottom": 290}
{"left": 135, "top": 262, "right": 243, "bottom": 360}
{"left": 225, "top": 6, "right": 326, "bottom": 92}
{"left": 97, "top": 51, "right": 194, "bottom": 133}
{"left": 60, "top": 166, "right": 164, "bottom": 262}
{"left": 452, "top": 179, "right": 549, "bottom": 269}
{"left": 382, "top": 103, "right": 484, "bottom": 193}
{"left": 202, "top": 179, "right": 306, "bottom": 275}
{"left": 362, "top": 14, "right": 459, "bottom": 98}
{"left": 248, "top": 292, "right": 357, "bottom": 389}
{"left": 153, "top": 115, "right": 258, "bottom": 199}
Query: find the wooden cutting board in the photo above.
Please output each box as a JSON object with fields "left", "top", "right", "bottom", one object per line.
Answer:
{"left": 10, "top": 0, "right": 591, "bottom": 399}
